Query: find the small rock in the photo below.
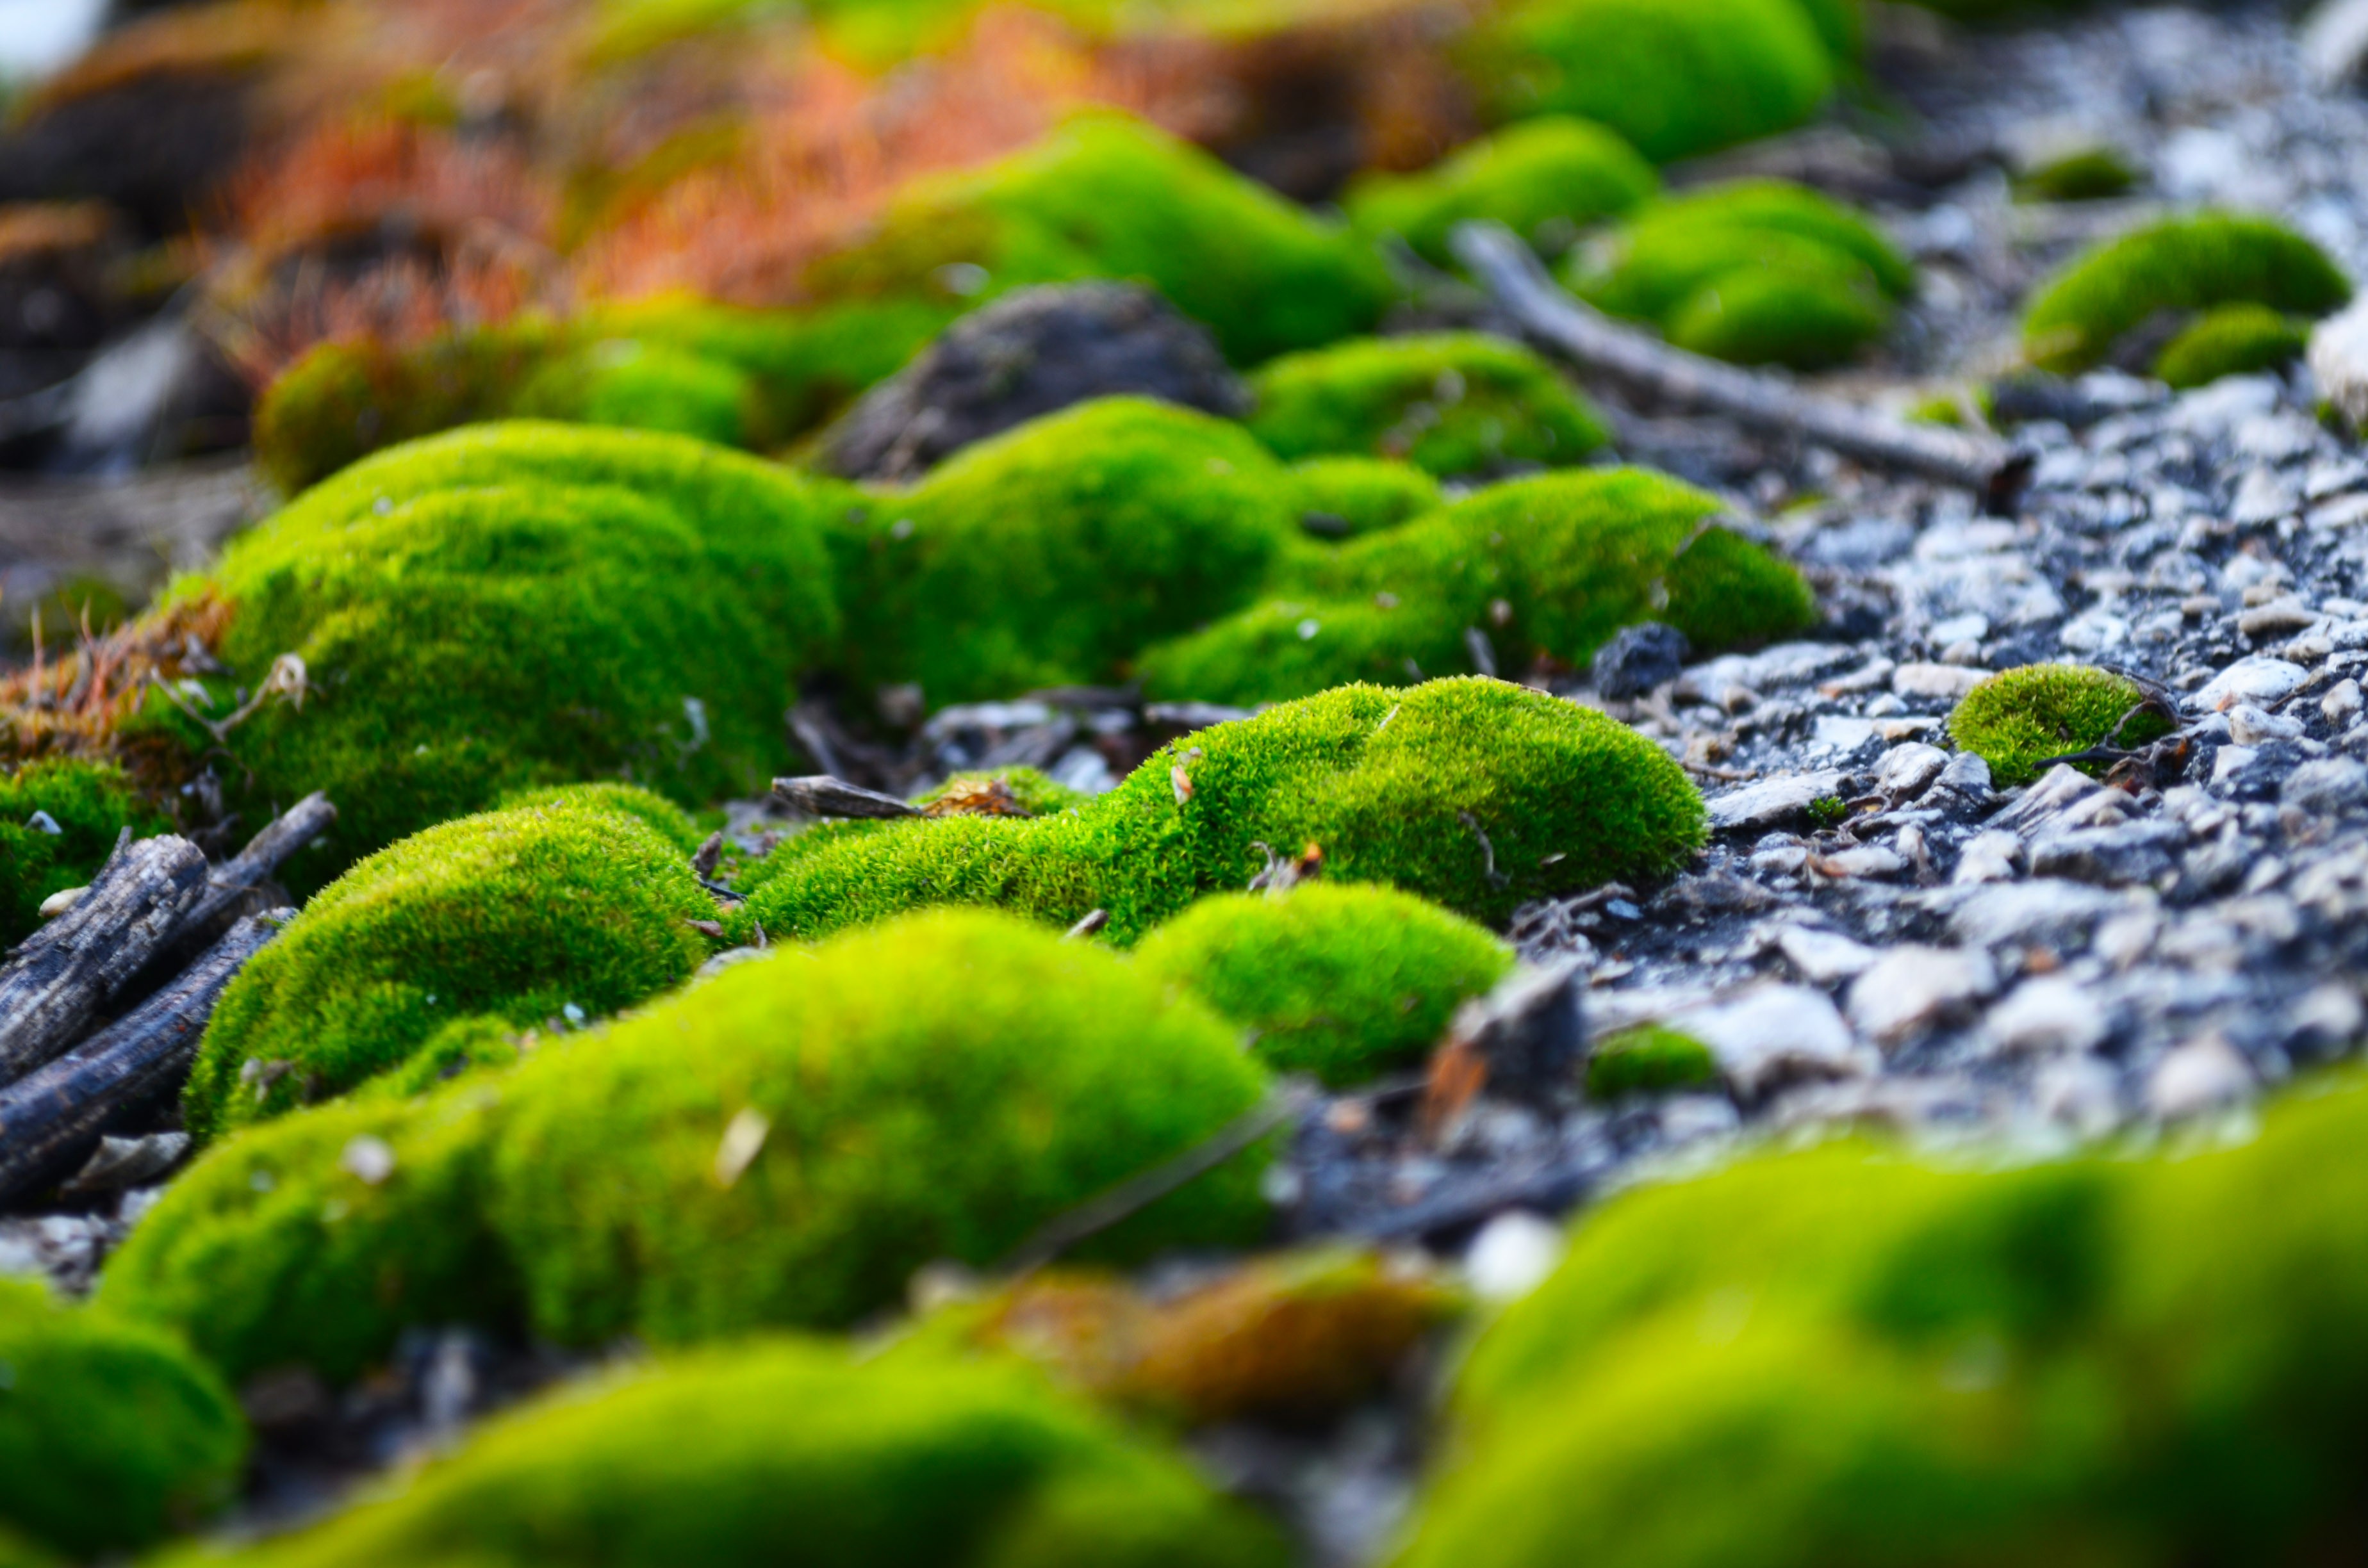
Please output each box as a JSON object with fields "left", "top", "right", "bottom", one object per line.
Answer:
{"left": 1704, "top": 771, "right": 1849, "bottom": 834}
{"left": 1873, "top": 742, "right": 1949, "bottom": 800}
{"left": 2283, "top": 755, "right": 2368, "bottom": 813}
{"left": 2228, "top": 704, "right": 2306, "bottom": 745}
{"left": 2027, "top": 820, "right": 2185, "bottom": 885}
{"left": 1953, "top": 828, "right": 2023, "bottom": 884}
{"left": 1892, "top": 662, "right": 1989, "bottom": 700}
{"left": 37, "top": 886, "right": 86, "bottom": 919}
{"left": 1947, "top": 879, "right": 2134, "bottom": 951}
{"left": 1463, "top": 1211, "right": 1565, "bottom": 1303}
{"left": 1981, "top": 975, "right": 2109, "bottom": 1054}
{"left": 2323, "top": 678, "right": 2364, "bottom": 726}
{"left": 1815, "top": 845, "right": 1908, "bottom": 879}
{"left": 1590, "top": 622, "right": 1690, "bottom": 698}
{"left": 2228, "top": 468, "right": 2301, "bottom": 528}
{"left": 2211, "top": 743, "right": 2260, "bottom": 789}
{"left": 1673, "top": 985, "right": 1875, "bottom": 1098}
{"left": 1845, "top": 945, "right": 1999, "bottom": 1045}
{"left": 1774, "top": 924, "right": 1880, "bottom": 984}
{"left": 2033, "top": 1054, "right": 2123, "bottom": 1139}
{"left": 2145, "top": 1036, "right": 2254, "bottom": 1120}
{"left": 2310, "top": 296, "right": 2368, "bottom": 429}
{"left": 2194, "top": 657, "right": 2310, "bottom": 712}
{"left": 2237, "top": 598, "right": 2318, "bottom": 639}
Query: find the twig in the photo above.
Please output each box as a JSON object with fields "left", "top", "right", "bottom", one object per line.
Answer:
{"left": 0, "top": 837, "right": 210, "bottom": 1082}
{"left": 1451, "top": 222, "right": 2032, "bottom": 506}
{"left": 771, "top": 775, "right": 921, "bottom": 820}
{"left": 1062, "top": 909, "right": 1109, "bottom": 941}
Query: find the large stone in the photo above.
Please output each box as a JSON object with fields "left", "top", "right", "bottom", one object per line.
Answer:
{"left": 1845, "top": 945, "right": 1998, "bottom": 1046}
{"left": 1671, "top": 984, "right": 1874, "bottom": 1098}
{"left": 1704, "top": 771, "right": 1849, "bottom": 834}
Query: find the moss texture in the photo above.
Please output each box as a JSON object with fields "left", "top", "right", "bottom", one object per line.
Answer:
{"left": 183, "top": 787, "right": 715, "bottom": 1139}
{"left": 1946, "top": 664, "right": 2172, "bottom": 788}
{"left": 0, "top": 757, "right": 162, "bottom": 946}
{"left": 1246, "top": 333, "right": 1607, "bottom": 480}
{"left": 1586, "top": 1024, "right": 1720, "bottom": 1098}
{"left": 0, "top": 1282, "right": 245, "bottom": 1559}
{"left": 1134, "top": 884, "right": 1513, "bottom": 1086}
{"left": 734, "top": 678, "right": 1707, "bottom": 946}
{"left": 1287, "top": 457, "right": 1445, "bottom": 540}
{"left": 1345, "top": 117, "right": 1658, "bottom": 265}
{"left": 107, "top": 910, "right": 1272, "bottom": 1382}
{"left": 2152, "top": 302, "right": 2309, "bottom": 389}
{"left": 1139, "top": 469, "right": 1816, "bottom": 705}
{"left": 2023, "top": 213, "right": 2351, "bottom": 374}
{"left": 1464, "top": 0, "right": 1835, "bottom": 164}
{"left": 2015, "top": 147, "right": 2139, "bottom": 204}
{"left": 172, "top": 1342, "right": 1287, "bottom": 1568}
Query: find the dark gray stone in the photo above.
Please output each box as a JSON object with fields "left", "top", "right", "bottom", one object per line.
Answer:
{"left": 1591, "top": 623, "right": 1692, "bottom": 699}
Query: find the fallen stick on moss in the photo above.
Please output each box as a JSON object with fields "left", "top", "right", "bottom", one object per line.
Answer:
{"left": 1451, "top": 222, "right": 2030, "bottom": 505}
{"left": 0, "top": 835, "right": 210, "bottom": 1081}
{"left": 771, "top": 774, "right": 921, "bottom": 820}
{"left": 0, "top": 911, "right": 288, "bottom": 1203}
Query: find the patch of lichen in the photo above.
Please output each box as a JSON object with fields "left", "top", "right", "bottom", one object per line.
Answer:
{"left": 140, "top": 421, "right": 854, "bottom": 885}
{"left": 2022, "top": 213, "right": 2351, "bottom": 374}
{"left": 1246, "top": 334, "right": 1607, "bottom": 480}
{"left": 1586, "top": 1024, "right": 1720, "bottom": 1098}
{"left": 0, "top": 1281, "right": 245, "bottom": 1558}
{"left": 167, "top": 1341, "right": 1289, "bottom": 1568}
{"left": 1345, "top": 117, "right": 1657, "bottom": 266}
{"left": 736, "top": 679, "right": 1706, "bottom": 946}
{"left": 1946, "top": 664, "right": 2171, "bottom": 788}
{"left": 0, "top": 757, "right": 164, "bottom": 945}
{"left": 1135, "top": 884, "right": 1513, "bottom": 1086}
{"left": 1288, "top": 457, "right": 1445, "bottom": 539}
{"left": 1462, "top": 0, "right": 1835, "bottom": 164}
{"left": 2152, "top": 302, "right": 2309, "bottom": 389}
{"left": 183, "top": 788, "right": 715, "bottom": 1140}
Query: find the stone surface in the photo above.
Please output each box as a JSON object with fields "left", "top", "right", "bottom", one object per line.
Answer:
{"left": 1673, "top": 985, "right": 1875, "bottom": 1098}
{"left": 1846, "top": 946, "right": 2000, "bottom": 1045}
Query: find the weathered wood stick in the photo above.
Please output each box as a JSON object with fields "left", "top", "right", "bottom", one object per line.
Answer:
{"left": 176, "top": 792, "right": 334, "bottom": 947}
{"left": 0, "top": 911, "right": 286, "bottom": 1204}
{"left": 0, "top": 837, "right": 209, "bottom": 1081}
{"left": 771, "top": 775, "right": 921, "bottom": 820}
{"left": 1449, "top": 222, "right": 2032, "bottom": 505}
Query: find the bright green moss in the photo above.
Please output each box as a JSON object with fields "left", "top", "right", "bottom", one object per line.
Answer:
{"left": 1464, "top": 0, "right": 1834, "bottom": 164}
{"left": 1345, "top": 117, "right": 1657, "bottom": 265}
{"left": 1665, "top": 265, "right": 1890, "bottom": 370}
{"left": 146, "top": 421, "right": 855, "bottom": 883}
{"left": 1946, "top": 664, "right": 2172, "bottom": 788}
{"left": 1633, "top": 180, "right": 1915, "bottom": 300}
{"left": 914, "top": 766, "right": 1092, "bottom": 817}
{"left": 2015, "top": 147, "right": 2139, "bottom": 203}
{"left": 1134, "top": 884, "right": 1513, "bottom": 1086}
{"left": 183, "top": 790, "right": 715, "bottom": 1139}
{"left": 1135, "top": 596, "right": 1467, "bottom": 706}
{"left": 835, "top": 396, "right": 1300, "bottom": 707}
{"left": 0, "top": 1282, "right": 245, "bottom": 1558}
{"left": 2022, "top": 213, "right": 2351, "bottom": 373}
{"left": 2152, "top": 302, "right": 2309, "bottom": 389}
{"left": 1288, "top": 457, "right": 1445, "bottom": 539}
{"left": 178, "top": 1341, "right": 1288, "bottom": 1568}
{"left": 0, "top": 757, "right": 163, "bottom": 946}
{"left": 515, "top": 339, "right": 752, "bottom": 449}
{"left": 496, "top": 780, "right": 704, "bottom": 853}
{"left": 737, "top": 678, "right": 1706, "bottom": 946}
{"left": 1585, "top": 1024, "right": 1720, "bottom": 1098}
{"left": 1246, "top": 334, "right": 1606, "bottom": 480}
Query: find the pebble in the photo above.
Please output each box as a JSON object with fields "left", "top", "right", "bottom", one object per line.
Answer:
{"left": 2145, "top": 1036, "right": 2256, "bottom": 1120}
{"left": 1591, "top": 623, "right": 1691, "bottom": 698}
{"left": 2323, "top": 678, "right": 2364, "bottom": 725}
{"left": 1891, "top": 662, "right": 1990, "bottom": 700}
{"left": 1773, "top": 924, "right": 1880, "bottom": 984}
{"left": 2283, "top": 755, "right": 2368, "bottom": 812}
{"left": 1673, "top": 985, "right": 1875, "bottom": 1098}
{"left": 1704, "top": 771, "right": 1850, "bottom": 833}
{"left": 1845, "top": 946, "right": 2000, "bottom": 1046}
{"left": 1981, "top": 975, "right": 2110, "bottom": 1055}
{"left": 1461, "top": 1211, "right": 1566, "bottom": 1302}
{"left": 1873, "top": 742, "right": 1949, "bottom": 799}
{"left": 2193, "top": 657, "right": 2310, "bottom": 711}
{"left": 2228, "top": 704, "right": 2306, "bottom": 744}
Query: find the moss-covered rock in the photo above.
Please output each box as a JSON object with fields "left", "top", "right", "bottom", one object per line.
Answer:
{"left": 1135, "top": 883, "right": 1513, "bottom": 1086}
{"left": 0, "top": 756, "right": 162, "bottom": 946}
{"left": 2022, "top": 213, "right": 2351, "bottom": 374}
{"left": 1345, "top": 117, "right": 1657, "bottom": 265}
{"left": 183, "top": 787, "right": 714, "bottom": 1139}
{"left": 2152, "top": 301, "right": 2309, "bottom": 389}
{"left": 1946, "top": 664, "right": 2172, "bottom": 787}
{"left": 169, "top": 1341, "right": 1287, "bottom": 1568}
{"left": 0, "top": 1281, "right": 245, "bottom": 1558}
{"left": 1287, "top": 457, "right": 1445, "bottom": 539}
{"left": 1585, "top": 1023, "right": 1720, "bottom": 1098}
{"left": 1464, "top": 0, "right": 1835, "bottom": 164}
{"left": 2014, "top": 147, "right": 2139, "bottom": 204}
{"left": 1245, "top": 333, "right": 1606, "bottom": 480}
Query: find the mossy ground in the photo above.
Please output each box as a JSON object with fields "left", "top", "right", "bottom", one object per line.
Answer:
{"left": 2152, "top": 301, "right": 2310, "bottom": 389}
{"left": 1345, "top": 117, "right": 1657, "bottom": 266}
{"left": 0, "top": 757, "right": 163, "bottom": 945}
{"left": 1135, "top": 884, "right": 1514, "bottom": 1086}
{"left": 1287, "top": 457, "right": 1445, "bottom": 539}
{"left": 1947, "top": 664, "right": 2173, "bottom": 787}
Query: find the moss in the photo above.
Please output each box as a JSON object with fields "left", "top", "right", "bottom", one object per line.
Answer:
{"left": 737, "top": 678, "right": 1706, "bottom": 946}
{"left": 0, "top": 757, "right": 163, "bottom": 946}
{"left": 1135, "top": 596, "right": 1468, "bottom": 708}
{"left": 1287, "top": 457, "right": 1445, "bottom": 539}
{"left": 2152, "top": 302, "right": 2310, "bottom": 389}
{"left": 1665, "top": 265, "right": 1891, "bottom": 370}
{"left": 183, "top": 789, "right": 715, "bottom": 1139}
{"left": 1463, "top": 0, "right": 1835, "bottom": 164}
{"left": 514, "top": 339, "right": 752, "bottom": 449}
{"left": 914, "top": 766, "right": 1093, "bottom": 817}
{"left": 1134, "top": 883, "right": 1514, "bottom": 1086}
{"left": 174, "top": 1341, "right": 1287, "bottom": 1568}
{"left": 1791, "top": 0, "right": 1864, "bottom": 58}
{"left": 1246, "top": 334, "right": 1607, "bottom": 480}
{"left": 1345, "top": 117, "right": 1658, "bottom": 266}
{"left": 146, "top": 421, "right": 854, "bottom": 883}
{"left": 1624, "top": 179, "right": 1915, "bottom": 300}
{"left": 2015, "top": 147, "right": 2139, "bottom": 204}
{"left": 835, "top": 396, "right": 1300, "bottom": 708}
{"left": 0, "top": 1281, "right": 245, "bottom": 1557}
{"left": 1946, "top": 664, "right": 2173, "bottom": 788}
{"left": 2022, "top": 213, "right": 2352, "bottom": 374}
{"left": 495, "top": 780, "right": 704, "bottom": 853}
{"left": 1586, "top": 1024, "right": 1720, "bottom": 1098}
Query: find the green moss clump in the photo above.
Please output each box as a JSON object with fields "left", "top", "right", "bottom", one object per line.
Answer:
{"left": 914, "top": 766, "right": 1092, "bottom": 817}
{"left": 1134, "top": 884, "right": 1513, "bottom": 1086}
{"left": 737, "top": 678, "right": 1706, "bottom": 946}
{"left": 2015, "top": 147, "right": 2139, "bottom": 204}
{"left": 1665, "top": 265, "right": 1890, "bottom": 370}
{"left": 1345, "top": 117, "right": 1657, "bottom": 265}
{"left": 2022, "top": 213, "right": 2351, "bottom": 374}
{"left": 2152, "top": 302, "right": 2310, "bottom": 389}
{"left": 146, "top": 421, "right": 855, "bottom": 882}
{"left": 1586, "top": 1024, "right": 1720, "bottom": 1098}
{"left": 495, "top": 780, "right": 704, "bottom": 853}
{"left": 1946, "top": 664, "right": 2172, "bottom": 788}
{"left": 1246, "top": 334, "right": 1607, "bottom": 479}
{"left": 183, "top": 788, "right": 716, "bottom": 1139}
{"left": 1464, "top": 0, "right": 1835, "bottom": 164}
{"left": 0, "top": 758, "right": 163, "bottom": 946}
{"left": 0, "top": 1282, "right": 245, "bottom": 1558}
{"left": 183, "top": 1341, "right": 1287, "bottom": 1568}
{"left": 1288, "top": 457, "right": 1445, "bottom": 539}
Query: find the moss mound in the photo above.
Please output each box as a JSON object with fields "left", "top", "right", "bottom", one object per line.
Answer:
{"left": 1946, "top": 664, "right": 2172, "bottom": 787}
{"left": 1287, "top": 457, "right": 1445, "bottom": 539}
{"left": 1345, "top": 117, "right": 1657, "bottom": 265}
{"left": 0, "top": 757, "right": 162, "bottom": 946}
{"left": 1464, "top": 0, "right": 1835, "bottom": 164}
{"left": 1246, "top": 334, "right": 1606, "bottom": 480}
{"left": 184, "top": 1343, "right": 1287, "bottom": 1568}
{"left": 2022, "top": 213, "right": 2351, "bottom": 374}
{"left": 2152, "top": 301, "right": 2309, "bottom": 389}
{"left": 142, "top": 421, "right": 854, "bottom": 883}
{"left": 107, "top": 910, "right": 1272, "bottom": 1380}
{"left": 736, "top": 678, "right": 1706, "bottom": 946}
{"left": 183, "top": 788, "right": 715, "bottom": 1139}
{"left": 1135, "top": 884, "right": 1514, "bottom": 1086}
{"left": 0, "top": 1282, "right": 245, "bottom": 1558}
{"left": 2015, "top": 147, "right": 2139, "bottom": 204}
{"left": 1586, "top": 1024, "right": 1720, "bottom": 1098}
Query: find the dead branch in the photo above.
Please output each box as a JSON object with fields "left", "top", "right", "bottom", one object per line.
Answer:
{"left": 771, "top": 775, "right": 921, "bottom": 820}
{"left": 181, "top": 792, "right": 334, "bottom": 941}
{"left": 1450, "top": 222, "right": 2032, "bottom": 505}
{"left": 0, "top": 837, "right": 210, "bottom": 1081}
